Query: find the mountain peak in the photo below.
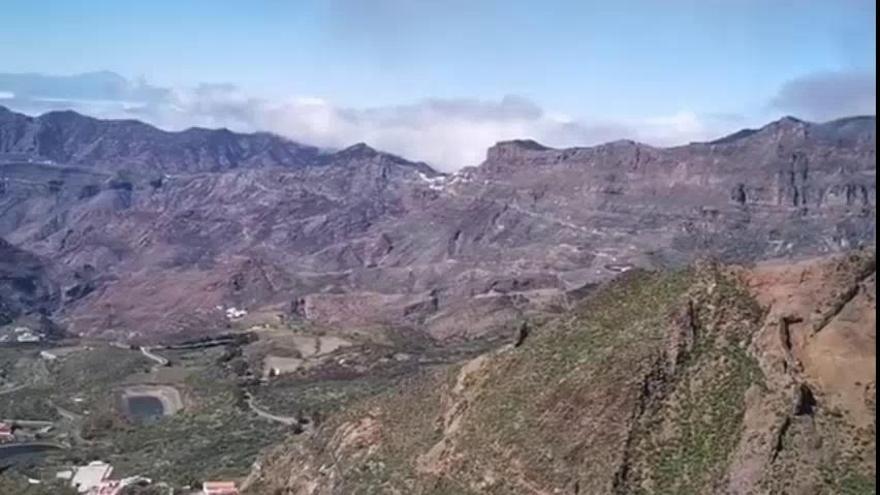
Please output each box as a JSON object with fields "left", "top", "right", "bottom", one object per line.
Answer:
{"left": 706, "top": 116, "right": 810, "bottom": 145}
{"left": 766, "top": 115, "right": 807, "bottom": 130}
{"left": 0, "top": 106, "right": 319, "bottom": 173}
{"left": 339, "top": 142, "right": 378, "bottom": 157}
{"left": 40, "top": 108, "right": 89, "bottom": 119}
{"left": 777, "top": 115, "right": 805, "bottom": 124}
{"left": 603, "top": 138, "right": 642, "bottom": 148}
{"left": 328, "top": 142, "right": 441, "bottom": 176}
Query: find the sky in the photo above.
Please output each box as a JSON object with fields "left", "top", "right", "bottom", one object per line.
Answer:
{"left": 0, "top": 0, "right": 875, "bottom": 171}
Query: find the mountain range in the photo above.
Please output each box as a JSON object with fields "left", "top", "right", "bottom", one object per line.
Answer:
{"left": 0, "top": 106, "right": 874, "bottom": 343}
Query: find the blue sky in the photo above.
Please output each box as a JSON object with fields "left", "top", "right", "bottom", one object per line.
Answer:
{"left": 0, "top": 0, "right": 875, "bottom": 170}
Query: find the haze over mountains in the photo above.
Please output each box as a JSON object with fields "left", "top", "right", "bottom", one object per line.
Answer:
{"left": 0, "top": 106, "right": 874, "bottom": 343}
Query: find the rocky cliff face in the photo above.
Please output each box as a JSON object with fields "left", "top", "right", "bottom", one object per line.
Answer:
{"left": 0, "top": 107, "right": 874, "bottom": 342}
{"left": 244, "top": 250, "right": 876, "bottom": 495}
{"left": 468, "top": 116, "right": 874, "bottom": 261}
{"left": 0, "top": 238, "right": 58, "bottom": 326}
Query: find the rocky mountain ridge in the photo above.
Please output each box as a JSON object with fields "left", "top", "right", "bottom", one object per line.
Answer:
{"left": 0, "top": 105, "right": 436, "bottom": 176}
{"left": 0, "top": 106, "right": 874, "bottom": 343}
{"left": 0, "top": 238, "right": 58, "bottom": 327}
{"left": 244, "top": 250, "right": 876, "bottom": 494}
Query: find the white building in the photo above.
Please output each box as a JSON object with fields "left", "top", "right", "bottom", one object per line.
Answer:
{"left": 225, "top": 307, "right": 248, "bottom": 320}
{"left": 71, "top": 461, "right": 114, "bottom": 493}
{"left": 202, "top": 481, "right": 239, "bottom": 494}
{"left": 40, "top": 350, "right": 59, "bottom": 361}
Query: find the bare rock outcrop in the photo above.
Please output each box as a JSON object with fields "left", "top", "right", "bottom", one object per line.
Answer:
{"left": 245, "top": 251, "right": 875, "bottom": 495}
{"left": 0, "top": 107, "right": 874, "bottom": 343}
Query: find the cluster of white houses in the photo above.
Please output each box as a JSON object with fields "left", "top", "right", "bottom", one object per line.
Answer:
{"left": 57, "top": 460, "right": 239, "bottom": 495}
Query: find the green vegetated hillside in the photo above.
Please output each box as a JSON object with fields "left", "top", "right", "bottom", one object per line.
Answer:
{"left": 0, "top": 343, "right": 287, "bottom": 487}
{"left": 246, "top": 250, "right": 876, "bottom": 495}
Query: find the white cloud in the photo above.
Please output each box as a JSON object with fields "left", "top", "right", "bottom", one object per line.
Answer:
{"left": 244, "top": 96, "right": 730, "bottom": 170}
{"left": 770, "top": 70, "right": 876, "bottom": 122}
{"left": 0, "top": 91, "right": 13, "bottom": 99}
{"left": 1, "top": 71, "right": 744, "bottom": 171}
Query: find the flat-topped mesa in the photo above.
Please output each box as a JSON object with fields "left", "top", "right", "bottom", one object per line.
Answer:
{"left": 480, "top": 138, "right": 653, "bottom": 178}
{"left": 485, "top": 139, "right": 553, "bottom": 162}
{"left": 479, "top": 139, "right": 561, "bottom": 176}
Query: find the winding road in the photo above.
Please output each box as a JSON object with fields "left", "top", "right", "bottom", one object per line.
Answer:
{"left": 140, "top": 346, "right": 169, "bottom": 367}
{"left": 53, "top": 404, "right": 80, "bottom": 422}
{"left": 244, "top": 392, "right": 301, "bottom": 427}
{"left": 50, "top": 403, "right": 88, "bottom": 445}
{"left": 0, "top": 383, "right": 26, "bottom": 396}
{"left": 0, "top": 419, "right": 54, "bottom": 428}
{"left": 140, "top": 345, "right": 301, "bottom": 428}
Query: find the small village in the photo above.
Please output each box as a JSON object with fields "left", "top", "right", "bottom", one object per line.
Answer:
{"left": 2, "top": 421, "right": 241, "bottom": 494}
{"left": 0, "top": 309, "right": 365, "bottom": 494}
{"left": 0, "top": 318, "right": 260, "bottom": 493}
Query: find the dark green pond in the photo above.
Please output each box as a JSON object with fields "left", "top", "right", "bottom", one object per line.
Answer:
{"left": 0, "top": 443, "right": 63, "bottom": 468}
{"left": 125, "top": 395, "right": 165, "bottom": 423}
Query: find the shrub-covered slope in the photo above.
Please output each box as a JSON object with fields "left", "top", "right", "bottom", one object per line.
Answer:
{"left": 245, "top": 249, "right": 875, "bottom": 495}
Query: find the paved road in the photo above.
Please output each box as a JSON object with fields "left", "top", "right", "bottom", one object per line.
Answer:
{"left": 140, "top": 346, "right": 169, "bottom": 366}
{"left": 244, "top": 393, "right": 300, "bottom": 426}
{"left": 51, "top": 403, "right": 87, "bottom": 445}
{"left": 54, "top": 404, "right": 81, "bottom": 422}
{"left": 0, "top": 383, "right": 26, "bottom": 396}
{"left": 0, "top": 419, "right": 54, "bottom": 428}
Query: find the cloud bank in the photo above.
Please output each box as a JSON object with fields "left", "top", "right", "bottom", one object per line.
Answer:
{"left": 770, "top": 70, "right": 876, "bottom": 122}
{"left": 1, "top": 71, "right": 871, "bottom": 171}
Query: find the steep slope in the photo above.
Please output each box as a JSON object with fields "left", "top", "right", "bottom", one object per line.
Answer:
{"left": 0, "top": 238, "right": 58, "bottom": 326}
{"left": 0, "top": 107, "right": 875, "bottom": 342}
{"left": 0, "top": 153, "right": 438, "bottom": 341}
{"left": 450, "top": 115, "right": 874, "bottom": 262}
{"left": 245, "top": 249, "right": 876, "bottom": 495}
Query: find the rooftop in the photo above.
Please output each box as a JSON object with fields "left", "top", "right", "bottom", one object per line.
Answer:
{"left": 202, "top": 481, "right": 239, "bottom": 494}
{"left": 71, "top": 461, "right": 114, "bottom": 494}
